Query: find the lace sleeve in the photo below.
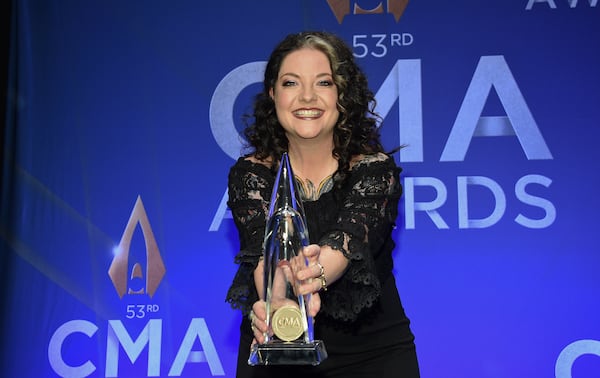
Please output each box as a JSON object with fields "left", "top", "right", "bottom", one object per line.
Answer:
{"left": 225, "top": 158, "right": 273, "bottom": 316}
{"left": 319, "top": 153, "right": 402, "bottom": 321}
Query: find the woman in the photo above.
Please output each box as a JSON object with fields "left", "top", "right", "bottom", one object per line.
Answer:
{"left": 226, "top": 31, "right": 420, "bottom": 378}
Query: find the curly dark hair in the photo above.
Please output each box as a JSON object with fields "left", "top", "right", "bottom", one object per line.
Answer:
{"left": 243, "top": 31, "right": 388, "bottom": 185}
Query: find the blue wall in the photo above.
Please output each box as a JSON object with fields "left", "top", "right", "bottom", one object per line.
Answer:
{"left": 1, "top": 1, "right": 599, "bottom": 377}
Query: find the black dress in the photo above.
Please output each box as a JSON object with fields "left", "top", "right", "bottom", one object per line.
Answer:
{"left": 226, "top": 153, "right": 419, "bottom": 378}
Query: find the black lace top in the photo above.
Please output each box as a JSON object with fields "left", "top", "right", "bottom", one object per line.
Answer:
{"left": 226, "top": 152, "right": 403, "bottom": 323}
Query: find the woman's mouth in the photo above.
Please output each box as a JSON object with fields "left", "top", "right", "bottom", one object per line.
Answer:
{"left": 293, "top": 109, "right": 323, "bottom": 119}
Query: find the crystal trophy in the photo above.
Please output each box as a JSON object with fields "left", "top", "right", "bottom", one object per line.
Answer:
{"left": 248, "top": 152, "right": 328, "bottom": 366}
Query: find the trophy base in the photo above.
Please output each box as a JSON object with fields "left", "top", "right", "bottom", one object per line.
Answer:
{"left": 248, "top": 340, "right": 328, "bottom": 366}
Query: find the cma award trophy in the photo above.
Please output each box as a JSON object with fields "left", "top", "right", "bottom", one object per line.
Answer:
{"left": 248, "top": 152, "right": 328, "bottom": 366}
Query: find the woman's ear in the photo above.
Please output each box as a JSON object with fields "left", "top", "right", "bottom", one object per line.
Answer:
{"left": 269, "top": 87, "right": 274, "bottom": 99}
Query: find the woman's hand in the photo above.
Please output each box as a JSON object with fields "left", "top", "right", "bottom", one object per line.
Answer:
{"left": 294, "top": 244, "right": 326, "bottom": 317}
{"left": 250, "top": 243, "right": 341, "bottom": 346}
{"left": 249, "top": 300, "right": 270, "bottom": 345}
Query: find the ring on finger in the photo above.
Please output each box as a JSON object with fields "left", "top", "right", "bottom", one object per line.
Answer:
{"left": 316, "top": 262, "right": 327, "bottom": 291}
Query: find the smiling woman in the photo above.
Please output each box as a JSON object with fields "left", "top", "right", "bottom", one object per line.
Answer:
{"left": 1, "top": 1, "right": 599, "bottom": 377}
{"left": 270, "top": 48, "right": 340, "bottom": 152}
{"left": 226, "top": 31, "right": 419, "bottom": 378}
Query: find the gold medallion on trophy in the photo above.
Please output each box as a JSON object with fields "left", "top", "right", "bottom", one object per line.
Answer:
{"left": 272, "top": 305, "right": 304, "bottom": 342}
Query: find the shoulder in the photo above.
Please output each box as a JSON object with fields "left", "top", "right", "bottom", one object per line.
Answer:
{"left": 345, "top": 153, "right": 401, "bottom": 193}
{"left": 230, "top": 154, "right": 273, "bottom": 172}
{"left": 228, "top": 155, "right": 275, "bottom": 185}
{"left": 349, "top": 152, "right": 398, "bottom": 171}
{"left": 244, "top": 154, "right": 274, "bottom": 167}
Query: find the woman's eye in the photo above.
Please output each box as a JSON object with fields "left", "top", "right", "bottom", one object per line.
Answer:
{"left": 282, "top": 80, "right": 296, "bottom": 87}
{"left": 318, "top": 80, "right": 334, "bottom": 87}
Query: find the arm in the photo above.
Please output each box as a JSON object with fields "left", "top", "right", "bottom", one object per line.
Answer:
{"left": 313, "top": 153, "right": 402, "bottom": 321}
{"left": 225, "top": 158, "right": 272, "bottom": 316}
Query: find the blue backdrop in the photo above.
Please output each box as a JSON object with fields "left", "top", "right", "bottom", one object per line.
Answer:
{"left": 1, "top": 1, "right": 599, "bottom": 377}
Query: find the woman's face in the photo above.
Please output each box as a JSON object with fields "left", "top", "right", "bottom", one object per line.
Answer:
{"left": 270, "top": 47, "right": 339, "bottom": 146}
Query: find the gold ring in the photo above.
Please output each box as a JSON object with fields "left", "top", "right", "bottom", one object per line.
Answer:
{"left": 316, "top": 262, "right": 327, "bottom": 291}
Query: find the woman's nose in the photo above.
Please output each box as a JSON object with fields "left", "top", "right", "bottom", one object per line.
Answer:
{"left": 300, "top": 86, "right": 317, "bottom": 102}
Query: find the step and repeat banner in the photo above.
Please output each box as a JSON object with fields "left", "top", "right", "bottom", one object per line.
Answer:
{"left": 1, "top": 1, "right": 599, "bottom": 377}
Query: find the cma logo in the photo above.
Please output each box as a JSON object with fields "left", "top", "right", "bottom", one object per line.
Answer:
{"left": 210, "top": 55, "right": 552, "bottom": 165}
{"left": 526, "top": 0, "right": 598, "bottom": 9}
{"left": 208, "top": 55, "right": 556, "bottom": 231}
{"left": 48, "top": 196, "right": 225, "bottom": 377}
{"left": 108, "top": 195, "right": 166, "bottom": 298}
{"left": 327, "top": 0, "right": 409, "bottom": 23}
{"left": 48, "top": 318, "right": 225, "bottom": 377}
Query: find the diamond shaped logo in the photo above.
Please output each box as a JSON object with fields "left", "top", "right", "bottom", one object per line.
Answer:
{"left": 108, "top": 196, "right": 166, "bottom": 298}
{"left": 327, "top": 0, "right": 409, "bottom": 23}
